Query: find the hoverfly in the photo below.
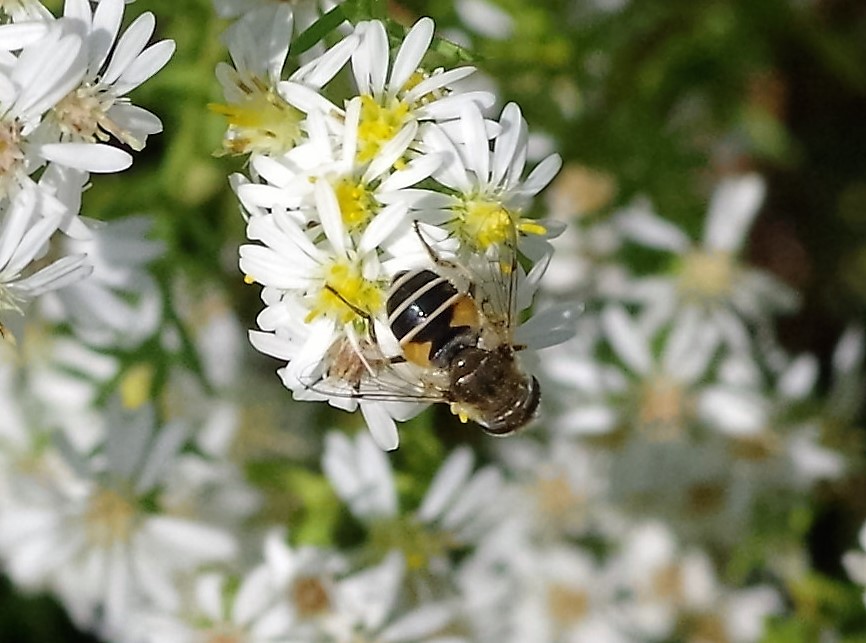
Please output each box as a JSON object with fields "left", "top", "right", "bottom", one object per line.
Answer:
{"left": 302, "top": 220, "right": 547, "bottom": 435}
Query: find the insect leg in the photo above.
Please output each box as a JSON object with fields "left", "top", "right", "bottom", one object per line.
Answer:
{"left": 411, "top": 220, "right": 476, "bottom": 296}
{"left": 323, "top": 284, "right": 380, "bottom": 343}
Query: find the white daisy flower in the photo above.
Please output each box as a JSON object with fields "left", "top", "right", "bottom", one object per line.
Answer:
{"left": 0, "top": 401, "right": 238, "bottom": 639}
{"left": 212, "top": 0, "right": 343, "bottom": 34}
{"left": 615, "top": 173, "right": 799, "bottom": 346}
{"left": 544, "top": 304, "right": 729, "bottom": 440}
{"left": 40, "top": 214, "right": 164, "bottom": 348}
{"left": 345, "top": 17, "right": 495, "bottom": 163}
{"left": 612, "top": 521, "right": 782, "bottom": 642}
{"left": 321, "top": 551, "right": 462, "bottom": 643}
{"left": 494, "top": 436, "right": 612, "bottom": 540}
{"left": 213, "top": 6, "right": 358, "bottom": 157}
{"left": 240, "top": 181, "right": 427, "bottom": 448}
{"left": 46, "top": 0, "right": 175, "bottom": 153}
{"left": 0, "top": 185, "right": 92, "bottom": 316}
{"left": 459, "top": 525, "right": 627, "bottom": 643}
{"left": 322, "top": 431, "right": 507, "bottom": 567}
{"left": 418, "top": 102, "right": 563, "bottom": 256}
{"left": 0, "top": 19, "right": 93, "bottom": 198}
{"left": 132, "top": 530, "right": 335, "bottom": 643}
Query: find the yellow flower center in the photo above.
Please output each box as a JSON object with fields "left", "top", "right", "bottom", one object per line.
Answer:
{"left": 333, "top": 178, "right": 376, "bottom": 231}
{"left": 119, "top": 363, "right": 154, "bottom": 410}
{"left": 291, "top": 575, "right": 332, "bottom": 618}
{"left": 210, "top": 77, "right": 303, "bottom": 157}
{"left": 85, "top": 488, "right": 137, "bottom": 548}
{"left": 454, "top": 198, "right": 548, "bottom": 252}
{"left": 636, "top": 376, "right": 689, "bottom": 440}
{"left": 356, "top": 94, "right": 410, "bottom": 163}
{"left": 547, "top": 583, "right": 590, "bottom": 626}
{"left": 306, "top": 261, "right": 383, "bottom": 325}
{"left": 52, "top": 85, "right": 142, "bottom": 150}
{"left": 676, "top": 250, "right": 736, "bottom": 303}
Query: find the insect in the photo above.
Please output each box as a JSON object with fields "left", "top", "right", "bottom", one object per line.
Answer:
{"left": 307, "top": 221, "right": 541, "bottom": 436}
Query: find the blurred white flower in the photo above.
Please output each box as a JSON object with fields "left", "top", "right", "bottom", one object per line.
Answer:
{"left": 0, "top": 186, "right": 92, "bottom": 315}
{"left": 615, "top": 174, "right": 799, "bottom": 347}
{"left": 323, "top": 431, "right": 507, "bottom": 566}
{"left": 0, "top": 402, "right": 237, "bottom": 640}
{"left": 213, "top": 5, "right": 358, "bottom": 158}
{"left": 843, "top": 522, "right": 866, "bottom": 608}
{"left": 454, "top": 0, "right": 515, "bottom": 40}
{"left": 321, "top": 551, "right": 461, "bottom": 643}
{"left": 48, "top": 0, "right": 175, "bottom": 153}
{"left": 41, "top": 215, "right": 164, "bottom": 348}
{"left": 212, "top": 0, "right": 344, "bottom": 33}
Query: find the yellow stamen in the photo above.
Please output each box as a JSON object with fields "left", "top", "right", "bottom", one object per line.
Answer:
{"left": 85, "top": 489, "right": 136, "bottom": 547}
{"left": 356, "top": 94, "right": 410, "bottom": 163}
{"left": 243, "top": 274, "right": 256, "bottom": 285}
{"left": 119, "top": 363, "right": 154, "bottom": 410}
{"left": 676, "top": 250, "right": 736, "bottom": 303}
{"left": 209, "top": 79, "right": 303, "bottom": 157}
{"left": 305, "top": 261, "right": 383, "bottom": 325}
{"left": 333, "top": 178, "right": 376, "bottom": 231}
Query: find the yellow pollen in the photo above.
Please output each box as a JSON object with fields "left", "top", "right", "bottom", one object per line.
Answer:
{"left": 517, "top": 220, "right": 548, "bottom": 236}
{"left": 243, "top": 274, "right": 256, "bottom": 285}
{"left": 455, "top": 199, "right": 548, "bottom": 252}
{"left": 85, "top": 488, "right": 136, "bottom": 548}
{"left": 400, "top": 70, "right": 426, "bottom": 94}
{"left": 306, "top": 261, "right": 382, "bottom": 325}
{"left": 450, "top": 403, "right": 472, "bottom": 423}
{"left": 210, "top": 81, "right": 303, "bottom": 157}
{"left": 676, "top": 250, "right": 736, "bottom": 303}
{"left": 119, "top": 363, "right": 154, "bottom": 410}
{"left": 333, "top": 178, "right": 376, "bottom": 231}
{"left": 356, "top": 94, "right": 411, "bottom": 163}
{"left": 458, "top": 200, "right": 514, "bottom": 250}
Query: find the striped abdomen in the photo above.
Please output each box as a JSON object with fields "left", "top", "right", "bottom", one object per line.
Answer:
{"left": 386, "top": 269, "right": 480, "bottom": 368}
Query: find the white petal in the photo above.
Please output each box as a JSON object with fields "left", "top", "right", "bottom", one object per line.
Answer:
{"left": 704, "top": 173, "right": 765, "bottom": 251}
{"left": 698, "top": 387, "right": 768, "bottom": 436}
{"left": 314, "top": 180, "right": 347, "bottom": 256}
{"left": 112, "top": 39, "right": 175, "bottom": 95}
{"left": 37, "top": 142, "right": 132, "bottom": 172}
{"left": 361, "top": 402, "right": 400, "bottom": 452}
{"left": 460, "top": 103, "right": 490, "bottom": 185}
{"left": 417, "top": 447, "right": 473, "bottom": 522}
{"left": 601, "top": 305, "right": 652, "bottom": 375}
{"left": 390, "top": 18, "right": 434, "bottom": 93}
{"left": 616, "top": 201, "right": 691, "bottom": 252}
{"left": 0, "top": 22, "right": 49, "bottom": 51}
{"left": 101, "top": 11, "right": 155, "bottom": 86}
{"left": 777, "top": 354, "right": 818, "bottom": 400}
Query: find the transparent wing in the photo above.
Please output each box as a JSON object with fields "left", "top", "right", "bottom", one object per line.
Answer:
{"left": 471, "top": 226, "right": 521, "bottom": 340}
{"left": 296, "top": 338, "right": 450, "bottom": 405}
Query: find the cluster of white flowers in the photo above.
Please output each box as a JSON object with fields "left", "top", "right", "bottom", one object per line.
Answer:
{"left": 0, "top": 0, "right": 173, "bottom": 341}
{"left": 1, "top": 2, "right": 865, "bottom": 642}
{"left": 224, "top": 6, "right": 564, "bottom": 450}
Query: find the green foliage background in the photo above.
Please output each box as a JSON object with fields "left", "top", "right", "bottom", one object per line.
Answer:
{"left": 5, "top": 0, "right": 866, "bottom": 640}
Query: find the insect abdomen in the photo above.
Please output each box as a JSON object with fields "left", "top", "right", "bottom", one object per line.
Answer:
{"left": 386, "top": 269, "right": 479, "bottom": 367}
